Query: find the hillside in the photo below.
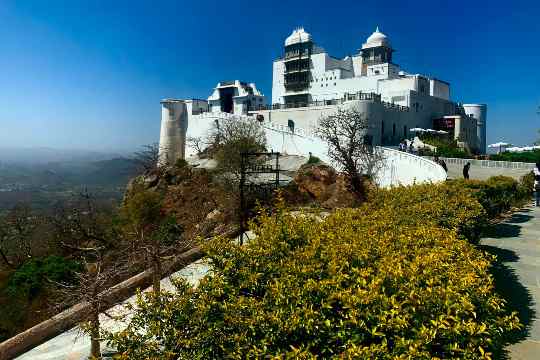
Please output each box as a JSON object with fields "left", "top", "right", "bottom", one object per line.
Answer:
{"left": 0, "top": 157, "right": 139, "bottom": 212}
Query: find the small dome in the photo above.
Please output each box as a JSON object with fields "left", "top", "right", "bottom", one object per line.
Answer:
{"left": 362, "top": 26, "right": 391, "bottom": 49}
{"left": 285, "top": 27, "right": 312, "bottom": 46}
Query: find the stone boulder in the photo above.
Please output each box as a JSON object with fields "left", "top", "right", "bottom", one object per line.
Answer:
{"left": 292, "top": 163, "right": 364, "bottom": 208}
{"left": 321, "top": 175, "right": 359, "bottom": 208}
{"left": 293, "top": 163, "right": 337, "bottom": 200}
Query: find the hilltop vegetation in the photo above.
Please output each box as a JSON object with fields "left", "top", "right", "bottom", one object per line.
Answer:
{"left": 107, "top": 175, "right": 531, "bottom": 359}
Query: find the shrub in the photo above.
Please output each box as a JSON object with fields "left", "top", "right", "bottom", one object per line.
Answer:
{"left": 7, "top": 256, "right": 81, "bottom": 298}
{"left": 490, "top": 150, "right": 540, "bottom": 163}
{"left": 419, "top": 135, "right": 472, "bottom": 158}
{"left": 306, "top": 155, "right": 321, "bottom": 164}
{"left": 174, "top": 158, "right": 189, "bottom": 169}
{"left": 521, "top": 171, "right": 534, "bottom": 195}
{"left": 107, "top": 186, "right": 519, "bottom": 359}
{"left": 121, "top": 190, "right": 163, "bottom": 231}
{"left": 367, "top": 182, "right": 487, "bottom": 243}
{"left": 449, "top": 176, "right": 530, "bottom": 219}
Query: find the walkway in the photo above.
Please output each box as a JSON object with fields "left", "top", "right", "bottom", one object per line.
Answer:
{"left": 446, "top": 163, "right": 531, "bottom": 180}
{"left": 480, "top": 205, "right": 540, "bottom": 359}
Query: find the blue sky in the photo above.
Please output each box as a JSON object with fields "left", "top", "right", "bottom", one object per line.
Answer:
{"left": 0, "top": 0, "right": 539, "bottom": 151}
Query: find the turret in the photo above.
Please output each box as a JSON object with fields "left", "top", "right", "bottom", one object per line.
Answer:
{"left": 463, "top": 104, "right": 487, "bottom": 154}
{"left": 158, "top": 99, "right": 188, "bottom": 166}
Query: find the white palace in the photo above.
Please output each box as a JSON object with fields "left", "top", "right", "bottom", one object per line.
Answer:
{"left": 158, "top": 27, "right": 487, "bottom": 185}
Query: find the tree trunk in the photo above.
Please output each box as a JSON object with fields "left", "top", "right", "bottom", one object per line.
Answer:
{"left": 349, "top": 174, "right": 364, "bottom": 200}
{"left": 0, "top": 248, "right": 13, "bottom": 268}
{"left": 90, "top": 309, "right": 101, "bottom": 359}
{"left": 152, "top": 243, "right": 161, "bottom": 293}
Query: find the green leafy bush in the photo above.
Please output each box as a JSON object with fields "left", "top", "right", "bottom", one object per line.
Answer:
{"left": 419, "top": 135, "right": 471, "bottom": 158}
{"left": 449, "top": 176, "right": 530, "bottom": 219}
{"left": 7, "top": 256, "right": 81, "bottom": 298}
{"left": 490, "top": 150, "right": 540, "bottom": 163}
{"left": 306, "top": 155, "right": 321, "bottom": 164}
{"left": 107, "top": 184, "right": 520, "bottom": 359}
{"left": 521, "top": 171, "right": 535, "bottom": 194}
{"left": 174, "top": 158, "right": 189, "bottom": 169}
{"left": 121, "top": 190, "right": 163, "bottom": 231}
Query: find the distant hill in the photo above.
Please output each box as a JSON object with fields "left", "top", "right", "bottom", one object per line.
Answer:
{"left": 0, "top": 150, "right": 141, "bottom": 211}
{"left": 0, "top": 147, "right": 130, "bottom": 165}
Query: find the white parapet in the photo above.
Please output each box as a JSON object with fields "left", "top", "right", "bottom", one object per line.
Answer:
{"left": 377, "top": 147, "right": 447, "bottom": 187}
{"left": 159, "top": 99, "right": 188, "bottom": 166}
{"left": 263, "top": 123, "right": 446, "bottom": 187}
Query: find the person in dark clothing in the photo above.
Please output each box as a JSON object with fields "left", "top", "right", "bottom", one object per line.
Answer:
{"left": 440, "top": 159, "right": 448, "bottom": 173}
{"left": 463, "top": 162, "right": 471, "bottom": 179}
{"left": 533, "top": 162, "right": 540, "bottom": 206}
{"left": 434, "top": 155, "right": 448, "bottom": 173}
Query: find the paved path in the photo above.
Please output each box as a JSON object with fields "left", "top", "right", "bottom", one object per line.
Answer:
{"left": 481, "top": 205, "right": 540, "bottom": 359}
{"left": 446, "top": 163, "right": 531, "bottom": 181}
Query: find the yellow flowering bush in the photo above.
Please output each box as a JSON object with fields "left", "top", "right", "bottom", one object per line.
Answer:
{"left": 367, "top": 182, "right": 487, "bottom": 243}
{"left": 107, "top": 183, "right": 520, "bottom": 359}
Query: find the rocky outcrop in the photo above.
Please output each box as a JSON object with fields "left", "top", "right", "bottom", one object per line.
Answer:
{"left": 292, "top": 163, "right": 359, "bottom": 208}
{"left": 124, "top": 163, "right": 237, "bottom": 241}
{"left": 293, "top": 163, "right": 337, "bottom": 199}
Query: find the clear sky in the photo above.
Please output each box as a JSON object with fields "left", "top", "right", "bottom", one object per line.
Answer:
{"left": 0, "top": 0, "right": 539, "bottom": 151}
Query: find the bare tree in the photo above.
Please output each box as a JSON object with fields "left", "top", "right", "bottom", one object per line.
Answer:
{"left": 51, "top": 252, "right": 129, "bottom": 359}
{"left": 50, "top": 191, "right": 129, "bottom": 359}
{"left": 132, "top": 143, "right": 160, "bottom": 174}
{"left": 316, "top": 107, "right": 384, "bottom": 198}
{"left": 0, "top": 204, "right": 39, "bottom": 268}
{"left": 187, "top": 136, "right": 208, "bottom": 156}
{"left": 51, "top": 191, "right": 119, "bottom": 254}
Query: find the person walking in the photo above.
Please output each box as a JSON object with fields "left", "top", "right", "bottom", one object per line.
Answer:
{"left": 463, "top": 162, "right": 471, "bottom": 179}
{"left": 534, "top": 162, "right": 540, "bottom": 206}
{"left": 440, "top": 158, "right": 448, "bottom": 173}
{"left": 434, "top": 155, "right": 448, "bottom": 173}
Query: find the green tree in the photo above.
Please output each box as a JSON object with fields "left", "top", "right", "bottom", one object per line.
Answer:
{"left": 122, "top": 190, "right": 184, "bottom": 293}
{"left": 208, "top": 117, "right": 267, "bottom": 177}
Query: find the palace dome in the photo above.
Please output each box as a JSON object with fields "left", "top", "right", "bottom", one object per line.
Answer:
{"left": 362, "top": 26, "right": 391, "bottom": 49}
{"left": 285, "top": 27, "right": 312, "bottom": 46}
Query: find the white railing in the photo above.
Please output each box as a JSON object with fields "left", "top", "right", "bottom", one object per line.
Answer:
{"left": 424, "top": 156, "right": 535, "bottom": 170}
{"left": 380, "top": 148, "right": 447, "bottom": 187}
